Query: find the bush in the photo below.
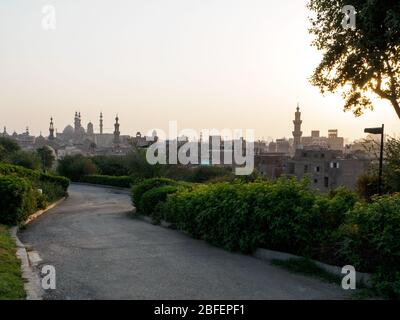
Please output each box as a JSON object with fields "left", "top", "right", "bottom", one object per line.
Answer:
{"left": 0, "top": 137, "right": 20, "bottom": 161}
{"left": 0, "top": 175, "right": 38, "bottom": 225}
{"left": 140, "top": 185, "right": 181, "bottom": 222}
{"left": 8, "top": 150, "right": 41, "bottom": 170}
{"left": 133, "top": 175, "right": 400, "bottom": 298}
{"left": 90, "top": 155, "right": 130, "bottom": 176}
{"left": 57, "top": 155, "right": 98, "bottom": 181}
{"left": 131, "top": 178, "right": 181, "bottom": 207}
{"left": 0, "top": 163, "right": 40, "bottom": 180}
{"left": 80, "top": 175, "right": 135, "bottom": 188}
{"left": 0, "top": 164, "right": 69, "bottom": 220}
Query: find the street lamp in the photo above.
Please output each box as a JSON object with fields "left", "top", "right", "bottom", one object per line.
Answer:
{"left": 364, "top": 124, "right": 384, "bottom": 196}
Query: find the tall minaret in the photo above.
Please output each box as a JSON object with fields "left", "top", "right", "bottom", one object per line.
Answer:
{"left": 292, "top": 103, "right": 303, "bottom": 150}
{"left": 113, "top": 114, "right": 120, "bottom": 145}
{"left": 49, "top": 117, "right": 55, "bottom": 140}
{"left": 99, "top": 112, "right": 103, "bottom": 134}
{"left": 74, "top": 112, "right": 79, "bottom": 132}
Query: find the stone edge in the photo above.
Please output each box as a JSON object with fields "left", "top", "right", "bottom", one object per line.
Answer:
{"left": 9, "top": 197, "right": 66, "bottom": 300}
{"left": 137, "top": 215, "right": 373, "bottom": 288}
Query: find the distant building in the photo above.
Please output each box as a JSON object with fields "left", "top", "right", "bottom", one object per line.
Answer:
{"left": 1, "top": 112, "right": 155, "bottom": 158}
{"left": 255, "top": 153, "right": 288, "bottom": 179}
{"left": 285, "top": 147, "right": 371, "bottom": 192}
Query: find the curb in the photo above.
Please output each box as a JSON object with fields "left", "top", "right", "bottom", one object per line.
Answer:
{"left": 137, "top": 215, "right": 373, "bottom": 288}
{"left": 254, "top": 248, "right": 372, "bottom": 287}
{"left": 11, "top": 197, "right": 67, "bottom": 300}
{"left": 10, "top": 227, "right": 43, "bottom": 300}
{"left": 23, "top": 197, "right": 66, "bottom": 226}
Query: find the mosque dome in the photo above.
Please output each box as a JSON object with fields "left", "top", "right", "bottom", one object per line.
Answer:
{"left": 63, "top": 125, "right": 74, "bottom": 135}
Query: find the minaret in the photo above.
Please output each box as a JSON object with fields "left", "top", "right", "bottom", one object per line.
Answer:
{"left": 49, "top": 117, "right": 55, "bottom": 140}
{"left": 292, "top": 103, "right": 303, "bottom": 150}
{"left": 74, "top": 112, "right": 79, "bottom": 132}
{"left": 113, "top": 114, "right": 120, "bottom": 145}
{"left": 99, "top": 112, "right": 103, "bottom": 134}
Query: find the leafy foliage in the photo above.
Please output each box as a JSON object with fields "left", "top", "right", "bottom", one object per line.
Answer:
{"left": 37, "top": 146, "right": 56, "bottom": 170}
{"left": 0, "top": 164, "right": 69, "bottom": 225}
{"left": 308, "top": 0, "right": 400, "bottom": 118}
{"left": 57, "top": 155, "right": 98, "bottom": 181}
{"left": 0, "top": 175, "right": 38, "bottom": 225}
{"left": 8, "top": 150, "right": 41, "bottom": 170}
{"left": 0, "top": 137, "right": 20, "bottom": 161}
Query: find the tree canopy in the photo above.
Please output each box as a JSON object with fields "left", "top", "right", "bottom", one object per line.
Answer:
{"left": 308, "top": 0, "right": 400, "bottom": 118}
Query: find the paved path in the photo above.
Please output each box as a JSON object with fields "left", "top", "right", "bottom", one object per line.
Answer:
{"left": 19, "top": 184, "right": 349, "bottom": 300}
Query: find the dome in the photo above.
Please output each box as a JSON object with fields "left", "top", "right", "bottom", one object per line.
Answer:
{"left": 63, "top": 125, "right": 74, "bottom": 135}
{"left": 76, "top": 126, "right": 86, "bottom": 135}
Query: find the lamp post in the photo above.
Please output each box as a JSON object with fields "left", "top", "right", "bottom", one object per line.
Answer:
{"left": 364, "top": 124, "right": 384, "bottom": 196}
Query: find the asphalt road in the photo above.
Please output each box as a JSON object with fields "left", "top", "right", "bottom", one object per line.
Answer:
{"left": 19, "top": 184, "right": 349, "bottom": 300}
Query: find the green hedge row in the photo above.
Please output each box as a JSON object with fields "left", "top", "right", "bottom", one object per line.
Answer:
{"left": 0, "top": 163, "right": 70, "bottom": 190}
{"left": 132, "top": 177, "right": 400, "bottom": 298}
{"left": 131, "top": 178, "right": 192, "bottom": 220}
{"left": 0, "top": 175, "right": 42, "bottom": 225}
{"left": 0, "top": 164, "right": 70, "bottom": 225}
{"left": 80, "top": 175, "right": 136, "bottom": 188}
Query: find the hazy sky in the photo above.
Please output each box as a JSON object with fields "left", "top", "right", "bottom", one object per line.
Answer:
{"left": 0, "top": 0, "right": 398, "bottom": 140}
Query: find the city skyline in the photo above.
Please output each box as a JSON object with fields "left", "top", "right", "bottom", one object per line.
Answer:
{"left": 0, "top": 0, "right": 398, "bottom": 140}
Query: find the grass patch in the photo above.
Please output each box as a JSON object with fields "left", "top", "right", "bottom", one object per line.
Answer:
{"left": 0, "top": 225, "right": 26, "bottom": 300}
{"left": 271, "top": 258, "right": 341, "bottom": 284}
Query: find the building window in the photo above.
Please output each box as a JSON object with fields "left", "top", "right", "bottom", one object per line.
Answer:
{"left": 315, "top": 166, "right": 320, "bottom": 173}
{"left": 314, "top": 178, "right": 318, "bottom": 184}
{"left": 330, "top": 162, "right": 340, "bottom": 169}
{"left": 304, "top": 165, "right": 309, "bottom": 173}
{"left": 324, "top": 177, "right": 329, "bottom": 188}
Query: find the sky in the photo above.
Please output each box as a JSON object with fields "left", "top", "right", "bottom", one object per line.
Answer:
{"left": 0, "top": 0, "right": 398, "bottom": 141}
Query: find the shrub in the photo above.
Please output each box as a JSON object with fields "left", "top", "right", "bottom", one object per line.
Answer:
{"left": 80, "top": 175, "right": 135, "bottom": 188}
{"left": 140, "top": 185, "right": 181, "bottom": 222}
{"left": 8, "top": 150, "right": 41, "bottom": 170}
{"left": 57, "top": 155, "right": 98, "bottom": 181}
{"left": 39, "top": 173, "right": 70, "bottom": 191}
{"left": 0, "top": 163, "right": 40, "bottom": 180}
{"left": 0, "top": 137, "right": 20, "bottom": 161}
{"left": 90, "top": 155, "right": 130, "bottom": 176}
{"left": 0, "top": 163, "right": 69, "bottom": 209}
{"left": 0, "top": 175, "right": 38, "bottom": 225}
{"left": 339, "top": 194, "right": 400, "bottom": 298}
{"left": 131, "top": 178, "right": 181, "bottom": 207}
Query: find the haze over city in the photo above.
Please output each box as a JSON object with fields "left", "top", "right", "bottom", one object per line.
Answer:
{"left": 0, "top": 0, "right": 398, "bottom": 140}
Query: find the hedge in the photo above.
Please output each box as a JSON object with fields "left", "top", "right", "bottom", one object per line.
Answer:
{"left": 0, "top": 163, "right": 70, "bottom": 192}
{"left": 0, "top": 164, "right": 70, "bottom": 225}
{"left": 0, "top": 175, "right": 39, "bottom": 225}
{"left": 133, "top": 177, "right": 400, "bottom": 298}
{"left": 131, "top": 178, "right": 181, "bottom": 207}
{"left": 80, "top": 175, "right": 135, "bottom": 188}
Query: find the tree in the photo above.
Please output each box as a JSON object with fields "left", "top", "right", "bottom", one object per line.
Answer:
{"left": 384, "top": 137, "right": 400, "bottom": 192}
{"left": 0, "top": 137, "right": 20, "bottom": 161}
{"left": 308, "top": 0, "right": 400, "bottom": 118}
{"left": 37, "top": 146, "right": 56, "bottom": 171}
{"left": 57, "top": 155, "right": 98, "bottom": 181}
{"left": 8, "top": 150, "right": 41, "bottom": 170}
